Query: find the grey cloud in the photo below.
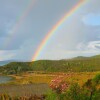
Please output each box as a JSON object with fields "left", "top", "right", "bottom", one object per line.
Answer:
{"left": 0, "top": 0, "right": 100, "bottom": 60}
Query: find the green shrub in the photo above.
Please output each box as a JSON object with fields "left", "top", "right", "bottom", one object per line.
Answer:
{"left": 66, "top": 83, "right": 89, "bottom": 100}
{"left": 47, "top": 73, "right": 100, "bottom": 100}
{"left": 93, "top": 73, "right": 100, "bottom": 84}
{"left": 45, "top": 90, "right": 57, "bottom": 100}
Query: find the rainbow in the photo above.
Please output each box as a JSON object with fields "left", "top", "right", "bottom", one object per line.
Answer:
{"left": 32, "top": 0, "right": 87, "bottom": 61}
{"left": 4, "top": 0, "right": 35, "bottom": 47}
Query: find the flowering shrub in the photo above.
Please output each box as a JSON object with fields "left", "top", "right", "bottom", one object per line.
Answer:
{"left": 50, "top": 75, "right": 70, "bottom": 94}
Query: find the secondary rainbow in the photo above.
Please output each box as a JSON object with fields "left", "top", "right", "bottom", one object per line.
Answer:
{"left": 4, "top": 0, "right": 35, "bottom": 47}
{"left": 32, "top": 0, "right": 87, "bottom": 61}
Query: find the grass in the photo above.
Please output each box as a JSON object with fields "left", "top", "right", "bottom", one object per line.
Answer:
{"left": 9, "top": 73, "right": 55, "bottom": 84}
{"left": 7, "top": 71, "right": 100, "bottom": 86}
{"left": 0, "top": 83, "right": 49, "bottom": 97}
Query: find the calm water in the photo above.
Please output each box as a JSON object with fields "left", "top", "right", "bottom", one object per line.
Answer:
{"left": 0, "top": 76, "right": 12, "bottom": 84}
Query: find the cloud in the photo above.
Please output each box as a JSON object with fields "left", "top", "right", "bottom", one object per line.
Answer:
{"left": 0, "top": 38, "right": 38, "bottom": 61}
{"left": 86, "top": 41, "right": 100, "bottom": 50}
{"left": 0, "top": 0, "right": 100, "bottom": 61}
{"left": 0, "top": 37, "right": 22, "bottom": 50}
{"left": 9, "top": 38, "right": 39, "bottom": 61}
{"left": 0, "top": 50, "right": 16, "bottom": 61}
{"left": 77, "top": 40, "right": 100, "bottom": 51}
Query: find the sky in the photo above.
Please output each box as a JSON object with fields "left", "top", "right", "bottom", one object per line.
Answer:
{"left": 0, "top": 0, "right": 100, "bottom": 61}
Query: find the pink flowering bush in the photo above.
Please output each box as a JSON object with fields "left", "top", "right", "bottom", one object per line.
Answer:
{"left": 50, "top": 75, "right": 70, "bottom": 94}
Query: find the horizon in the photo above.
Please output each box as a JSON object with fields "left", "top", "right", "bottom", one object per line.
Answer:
{"left": 0, "top": 53, "right": 100, "bottom": 62}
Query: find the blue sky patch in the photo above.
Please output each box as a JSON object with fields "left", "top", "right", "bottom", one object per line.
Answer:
{"left": 82, "top": 13, "right": 100, "bottom": 26}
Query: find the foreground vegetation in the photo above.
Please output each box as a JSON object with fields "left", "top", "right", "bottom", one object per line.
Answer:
{"left": 0, "top": 73, "right": 100, "bottom": 100}
{"left": 0, "top": 84, "right": 49, "bottom": 97}
{"left": 46, "top": 73, "right": 100, "bottom": 100}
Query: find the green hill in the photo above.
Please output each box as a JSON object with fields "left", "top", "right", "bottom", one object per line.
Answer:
{"left": 0, "top": 55, "right": 100, "bottom": 74}
{"left": 92, "top": 54, "right": 100, "bottom": 58}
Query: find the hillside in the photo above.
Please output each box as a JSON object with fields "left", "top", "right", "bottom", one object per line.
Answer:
{"left": 0, "top": 60, "right": 26, "bottom": 66}
{"left": 0, "top": 55, "right": 100, "bottom": 74}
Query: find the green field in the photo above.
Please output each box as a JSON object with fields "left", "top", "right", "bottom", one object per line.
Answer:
{"left": 8, "top": 71, "right": 100, "bottom": 85}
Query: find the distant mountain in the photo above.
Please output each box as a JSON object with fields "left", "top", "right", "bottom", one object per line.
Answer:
{"left": 0, "top": 54, "right": 100, "bottom": 74}
{"left": 71, "top": 56, "right": 89, "bottom": 60}
{"left": 0, "top": 59, "right": 31, "bottom": 66}
{"left": 62, "top": 56, "right": 90, "bottom": 61}
{"left": 69, "top": 55, "right": 100, "bottom": 60}
{"left": 0, "top": 60, "right": 13, "bottom": 66}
